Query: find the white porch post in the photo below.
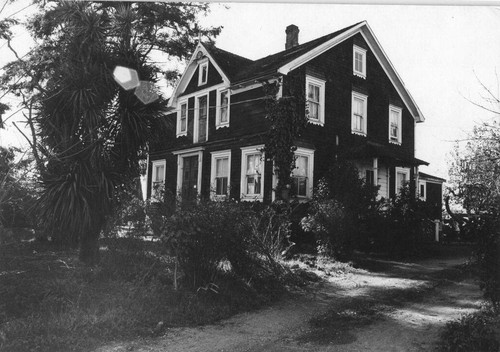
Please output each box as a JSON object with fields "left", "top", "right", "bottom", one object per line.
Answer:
{"left": 373, "top": 157, "right": 378, "bottom": 187}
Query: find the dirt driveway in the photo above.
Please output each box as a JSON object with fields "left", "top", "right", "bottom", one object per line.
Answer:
{"left": 95, "top": 246, "right": 482, "bottom": 352}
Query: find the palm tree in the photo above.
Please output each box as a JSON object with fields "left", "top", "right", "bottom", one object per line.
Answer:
{"left": 25, "top": 1, "right": 220, "bottom": 264}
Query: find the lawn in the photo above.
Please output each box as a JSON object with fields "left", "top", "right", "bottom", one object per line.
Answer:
{"left": 0, "top": 238, "right": 296, "bottom": 352}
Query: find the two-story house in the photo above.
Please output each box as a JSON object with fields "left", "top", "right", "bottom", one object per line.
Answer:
{"left": 147, "top": 21, "right": 430, "bottom": 204}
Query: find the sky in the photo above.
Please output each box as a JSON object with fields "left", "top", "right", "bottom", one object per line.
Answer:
{"left": 1, "top": 2, "right": 500, "bottom": 180}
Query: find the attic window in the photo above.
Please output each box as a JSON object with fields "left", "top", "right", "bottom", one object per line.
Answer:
{"left": 198, "top": 60, "right": 208, "bottom": 86}
{"left": 353, "top": 45, "right": 366, "bottom": 79}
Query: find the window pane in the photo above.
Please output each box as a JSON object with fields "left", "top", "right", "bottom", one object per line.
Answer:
{"left": 216, "top": 157, "right": 228, "bottom": 177}
{"left": 355, "top": 51, "right": 365, "bottom": 73}
{"left": 220, "top": 91, "right": 229, "bottom": 123}
{"left": 246, "top": 154, "right": 261, "bottom": 174}
{"left": 216, "top": 177, "right": 228, "bottom": 195}
{"left": 155, "top": 165, "right": 164, "bottom": 182}
{"left": 180, "top": 104, "right": 187, "bottom": 131}
{"left": 294, "top": 156, "right": 308, "bottom": 177}
{"left": 201, "top": 64, "right": 207, "bottom": 83}
{"left": 198, "top": 96, "right": 207, "bottom": 142}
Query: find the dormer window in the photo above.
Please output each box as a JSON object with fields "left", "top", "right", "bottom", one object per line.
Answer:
{"left": 198, "top": 60, "right": 208, "bottom": 86}
{"left": 353, "top": 45, "right": 367, "bottom": 78}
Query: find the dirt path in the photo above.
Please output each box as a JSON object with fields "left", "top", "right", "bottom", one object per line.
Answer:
{"left": 95, "top": 249, "right": 483, "bottom": 352}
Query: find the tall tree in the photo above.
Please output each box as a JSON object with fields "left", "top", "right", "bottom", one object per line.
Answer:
{"left": 2, "top": 1, "right": 220, "bottom": 264}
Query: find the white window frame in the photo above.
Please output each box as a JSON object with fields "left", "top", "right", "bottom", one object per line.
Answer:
{"left": 240, "top": 145, "right": 265, "bottom": 202}
{"left": 216, "top": 88, "right": 230, "bottom": 129}
{"left": 418, "top": 180, "right": 426, "bottom": 201}
{"left": 305, "top": 75, "right": 325, "bottom": 126}
{"left": 210, "top": 150, "right": 231, "bottom": 199}
{"left": 151, "top": 159, "right": 166, "bottom": 199}
{"left": 395, "top": 167, "right": 410, "bottom": 195}
{"left": 291, "top": 147, "right": 314, "bottom": 200}
{"left": 194, "top": 93, "right": 209, "bottom": 143}
{"left": 173, "top": 147, "right": 204, "bottom": 198}
{"left": 198, "top": 60, "right": 208, "bottom": 86}
{"left": 351, "top": 91, "right": 368, "bottom": 136}
{"left": 389, "top": 104, "right": 402, "bottom": 145}
{"left": 176, "top": 100, "right": 188, "bottom": 137}
{"left": 353, "top": 45, "right": 367, "bottom": 79}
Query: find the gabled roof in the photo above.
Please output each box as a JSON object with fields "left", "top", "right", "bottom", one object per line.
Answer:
{"left": 169, "top": 21, "right": 425, "bottom": 122}
{"left": 229, "top": 22, "right": 361, "bottom": 83}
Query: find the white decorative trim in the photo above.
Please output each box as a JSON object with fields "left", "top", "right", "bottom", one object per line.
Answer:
{"left": 168, "top": 43, "right": 230, "bottom": 108}
{"left": 305, "top": 75, "right": 325, "bottom": 126}
{"left": 240, "top": 145, "right": 265, "bottom": 202}
{"left": 277, "top": 22, "right": 424, "bottom": 122}
{"left": 351, "top": 91, "right": 368, "bottom": 136}
{"left": 210, "top": 150, "right": 231, "bottom": 199}
{"left": 388, "top": 104, "right": 403, "bottom": 145}
{"left": 353, "top": 45, "right": 367, "bottom": 79}
{"left": 175, "top": 149, "right": 203, "bottom": 197}
{"left": 216, "top": 88, "right": 230, "bottom": 129}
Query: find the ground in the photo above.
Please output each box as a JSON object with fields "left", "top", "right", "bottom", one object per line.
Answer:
{"left": 94, "top": 245, "right": 483, "bottom": 352}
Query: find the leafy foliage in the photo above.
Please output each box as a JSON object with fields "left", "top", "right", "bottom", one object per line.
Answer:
{"left": 449, "top": 120, "right": 500, "bottom": 214}
{"left": 438, "top": 306, "right": 500, "bottom": 352}
{"left": 1, "top": 1, "right": 221, "bottom": 263}
{"left": 262, "top": 78, "right": 308, "bottom": 199}
{"left": 0, "top": 147, "right": 37, "bottom": 231}
{"left": 300, "top": 162, "right": 380, "bottom": 259}
{"left": 156, "top": 199, "right": 292, "bottom": 289}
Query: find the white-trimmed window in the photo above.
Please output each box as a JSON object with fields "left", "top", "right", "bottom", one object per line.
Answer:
{"left": 211, "top": 150, "right": 231, "bottom": 199}
{"left": 306, "top": 75, "right": 325, "bottom": 126}
{"left": 351, "top": 91, "right": 368, "bottom": 136}
{"left": 176, "top": 100, "right": 188, "bottom": 137}
{"left": 241, "top": 145, "right": 265, "bottom": 201}
{"left": 353, "top": 45, "right": 367, "bottom": 78}
{"left": 216, "top": 89, "right": 230, "bottom": 128}
{"left": 151, "top": 160, "right": 166, "bottom": 198}
{"left": 292, "top": 147, "right": 314, "bottom": 199}
{"left": 395, "top": 167, "right": 410, "bottom": 195}
{"left": 198, "top": 60, "right": 208, "bottom": 86}
{"left": 419, "top": 180, "right": 426, "bottom": 201}
{"left": 389, "top": 105, "right": 402, "bottom": 144}
{"left": 194, "top": 94, "right": 208, "bottom": 143}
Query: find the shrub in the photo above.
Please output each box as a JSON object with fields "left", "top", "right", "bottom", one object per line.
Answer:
{"left": 158, "top": 200, "right": 292, "bottom": 289}
{"left": 475, "top": 215, "right": 500, "bottom": 309}
{"left": 438, "top": 307, "right": 500, "bottom": 352}
{"left": 368, "top": 185, "right": 428, "bottom": 256}
{"left": 300, "top": 162, "right": 380, "bottom": 259}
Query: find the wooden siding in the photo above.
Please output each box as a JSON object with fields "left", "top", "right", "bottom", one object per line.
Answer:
{"left": 147, "top": 33, "right": 419, "bottom": 202}
{"left": 182, "top": 61, "right": 224, "bottom": 96}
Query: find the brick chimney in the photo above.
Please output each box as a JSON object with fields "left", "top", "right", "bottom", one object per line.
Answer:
{"left": 285, "top": 24, "right": 299, "bottom": 50}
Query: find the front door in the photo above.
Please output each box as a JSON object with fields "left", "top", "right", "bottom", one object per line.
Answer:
{"left": 182, "top": 155, "right": 199, "bottom": 202}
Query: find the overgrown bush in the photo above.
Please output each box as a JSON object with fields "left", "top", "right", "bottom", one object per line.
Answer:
{"left": 475, "top": 215, "right": 500, "bottom": 309}
{"left": 300, "top": 162, "right": 380, "bottom": 259}
{"left": 370, "top": 185, "right": 428, "bottom": 256}
{"left": 157, "top": 200, "right": 292, "bottom": 289}
{"left": 438, "top": 306, "right": 500, "bottom": 352}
